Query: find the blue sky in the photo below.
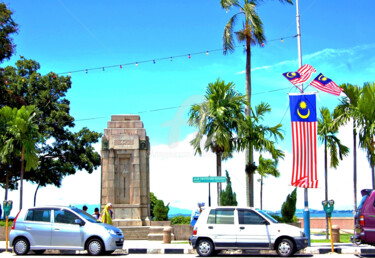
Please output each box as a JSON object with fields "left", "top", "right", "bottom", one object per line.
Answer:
{"left": 2, "top": 0, "right": 375, "bottom": 213}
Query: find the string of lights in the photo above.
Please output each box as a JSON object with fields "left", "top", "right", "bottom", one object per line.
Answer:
{"left": 58, "top": 34, "right": 297, "bottom": 76}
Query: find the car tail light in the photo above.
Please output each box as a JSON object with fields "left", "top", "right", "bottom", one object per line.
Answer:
{"left": 193, "top": 228, "right": 197, "bottom": 235}
{"left": 12, "top": 210, "right": 21, "bottom": 230}
{"left": 359, "top": 215, "right": 365, "bottom": 226}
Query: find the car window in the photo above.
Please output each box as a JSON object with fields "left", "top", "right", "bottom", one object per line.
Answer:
{"left": 207, "top": 209, "right": 234, "bottom": 224}
{"left": 54, "top": 209, "right": 78, "bottom": 224}
{"left": 25, "top": 209, "right": 51, "bottom": 222}
{"left": 238, "top": 209, "right": 266, "bottom": 225}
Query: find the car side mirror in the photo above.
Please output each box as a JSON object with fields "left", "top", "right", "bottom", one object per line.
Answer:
{"left": 75, "top": 219, "right": 85, "bottom": 226}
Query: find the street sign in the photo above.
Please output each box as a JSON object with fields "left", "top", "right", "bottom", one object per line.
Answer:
{"left": 193, "top": 176, "right": 226, "bottom": 183}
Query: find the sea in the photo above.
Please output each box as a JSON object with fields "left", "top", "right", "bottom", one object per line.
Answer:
{"left": 74, "top": 204, "right": 355, "bottom": 218}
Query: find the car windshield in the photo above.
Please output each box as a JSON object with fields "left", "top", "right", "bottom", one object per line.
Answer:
{"left": 257, "top": 210, "right": 278, "bottom": 223}
{"left": 72, "top": 207, "right": 101, "bottom": 223}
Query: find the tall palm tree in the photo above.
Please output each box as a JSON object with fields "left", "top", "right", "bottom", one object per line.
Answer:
{"left": 238, "top": 102, "right": 284, "bottom": 206}
{"left": 257, "top": 155, "right": 280, "bottom": 210}
{"left": 220, "top": 0, "right": 293, "bottom": 206}
{"left": 318, "top": 107, "right": 349, "bottom": 238}
{"left": 0, "top": 105, "right": 41, "bottom": 209}
{"left": 334, "top": 83, "right": 362, "bottom": 210}
{"left": 358, "top": 82, "right": 375, "bottom": 187}
{"left": 188, "top": 79, "right": 245, "bottom": 205}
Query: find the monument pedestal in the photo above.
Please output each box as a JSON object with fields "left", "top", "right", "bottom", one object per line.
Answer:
{"left": 101, "top": 115, "right": 150, "bottom": 229}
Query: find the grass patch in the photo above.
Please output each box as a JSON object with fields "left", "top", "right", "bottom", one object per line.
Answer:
{"left": 172, "top": 241, "right": 189, "bottom": 244}
{"left": 311, "top": 233, "right": 351, "bottom": 243}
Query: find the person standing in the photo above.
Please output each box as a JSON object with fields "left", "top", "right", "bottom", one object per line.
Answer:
{"left": 101, "top": 203, "right": 113, "bottom": 225}
{"left": 82, "top": 205, "right": 88, "bottom": 212}
{"left": 92, "top": 207, "right": 100, "bottom": 220}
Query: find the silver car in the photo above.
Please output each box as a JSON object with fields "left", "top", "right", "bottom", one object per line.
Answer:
{"left": 9, "top": 206, "right": 124, "bottom": 255}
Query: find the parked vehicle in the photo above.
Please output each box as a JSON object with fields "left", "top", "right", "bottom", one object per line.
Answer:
{"left": 190, "top": 206, "right": 308, "bottom": 257}
{"left": 9, "top": 206, "right": 124, "bottom": 255}
{"left": 352, "top": 189, "right": 375, "bottom": 246}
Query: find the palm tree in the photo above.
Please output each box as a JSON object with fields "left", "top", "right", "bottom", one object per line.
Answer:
{"left": 220, "top": 0, "right": 293, "bottom": 206}
{"left": 358, "top": 82, "right": 375, "bottom": 187}
{"left": 334, "top": 83, "right": 362, "bottom": 210}
{"left": 257, "top": 155, "right": 280, "bottom": 210}
{"left": 0, "top": 105, "right": 41, "bottom": 209}
{"left": 238, "top": 102, "right": 284, "bottom": 206}
{"left": 188, "top": 79, "right": 245, "bottom": 205}
{"left": 318, "top": 107, "right": 349, "bottom": 238}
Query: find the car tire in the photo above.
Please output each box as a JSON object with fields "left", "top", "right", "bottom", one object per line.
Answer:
{"left": 197, "top": 239, "right": 214, "bottom": 257}
{"left": 13, "top": 237, "right": 30, "bottom": 255}
{"left": 34, "top": 249, "right": 46, "bottom": 255}
{"left": 276, "top": 238, "right": 295, "bottom": 257}
{"left": 87, "top": 238, "right": 104, "bottom": 256}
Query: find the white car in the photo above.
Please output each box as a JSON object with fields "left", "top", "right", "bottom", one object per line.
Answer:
{"left": 190, "top": 207, "right": 308, "bottom": 257}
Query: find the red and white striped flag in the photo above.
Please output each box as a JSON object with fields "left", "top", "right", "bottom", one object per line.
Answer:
{"left": 289, "top": 93, "right": 318, "bottom": 188}
{"left": 283, "top": 64, "right": 317, "bottom": 91}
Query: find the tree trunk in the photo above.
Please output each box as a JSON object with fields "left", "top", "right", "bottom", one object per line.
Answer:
{"left": 245, "top": 22, "right": 253, "bottom": 207}
{"left": 324, "top": 139, "right": 329, "bottom": 239}
{"left": 20, "top": 147, "right": 24, "bottom": 210}
{"left": 260, "top": 176, "right": 263, "bottom": 210}
{"left": 353, "top": 127, "right": 357, "bottom": 211}
{"left": 34, "top": 184, "right": 40, "bottom": 207}
{"left": 217, "top": 152, "right": 222, "bottom": 206}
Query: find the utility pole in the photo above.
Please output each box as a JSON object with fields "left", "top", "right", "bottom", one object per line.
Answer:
{"left": 296, "top": 0, "right": 311, "bottom": 246}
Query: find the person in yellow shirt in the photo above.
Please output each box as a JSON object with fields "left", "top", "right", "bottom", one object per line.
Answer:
{"left": 101, "top": 203, "right": 113, "bottom": 225}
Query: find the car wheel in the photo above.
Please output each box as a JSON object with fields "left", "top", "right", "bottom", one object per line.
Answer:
{"left": 34, "top": 250, "right": 46, "bottom": 255}
{"left": 276, "top": 238, "right": 295, "bottom": 257}
{"left": 87, "top": 238, "right": 104, "bottom": 256}
{"left": 197, "top": 239, "right": 214, "bottom": 257}
{"left": 13, "top": 237, "right": 30, "bottom": 255}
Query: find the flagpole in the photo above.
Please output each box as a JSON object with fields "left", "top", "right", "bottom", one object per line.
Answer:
{"left": 296, "top": 0, "right": 311, "bottom": 246}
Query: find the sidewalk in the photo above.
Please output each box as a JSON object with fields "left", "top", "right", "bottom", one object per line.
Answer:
{"left": 1, "top": 240, "right": 375, "bottom": 255}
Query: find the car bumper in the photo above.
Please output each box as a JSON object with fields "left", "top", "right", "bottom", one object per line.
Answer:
{"left": 190, "top": 236, "right": 198, "bottom": 248}
{"left": 294, "top": 237, "right": 309, "bottom": 251}
{"left": 103, "top": 236, "right": 124, "bottom": 251}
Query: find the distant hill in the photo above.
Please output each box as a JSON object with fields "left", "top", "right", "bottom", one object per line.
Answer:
{"left": 168, "top": 206, "right": 192, "bottom": 218}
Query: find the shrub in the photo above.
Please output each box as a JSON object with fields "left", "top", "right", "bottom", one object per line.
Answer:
{"left": 170, "top": 215, "right": 190, "bottom": 225}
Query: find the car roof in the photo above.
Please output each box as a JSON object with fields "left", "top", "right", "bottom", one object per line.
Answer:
{"left": 25, "top": 205, "right": 79, "bottom": 209}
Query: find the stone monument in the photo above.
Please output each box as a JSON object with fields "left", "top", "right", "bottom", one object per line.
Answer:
{"left": 101, "top": 115, "right": 150, "bottom": 227}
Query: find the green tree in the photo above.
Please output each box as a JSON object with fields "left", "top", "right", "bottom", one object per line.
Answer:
{"left": 281, "top": 188, "right": 297, "bottom": 223}
{"left": 318, "top": 107, "right": 349, "bottom": 238}
{"left": 220, "top": 170, "right": 238, "bottom": 206}
{"left": 220, "top": 0, "right": 293, "bottom": 207}
{"left": 334, "top": 83, "right": 362, "bottom": 210}
{"left": 0, "top": 3, "right": 18, "bottom": 63}
{"left": 0, "top": 58, "right": 101, "bottom": 193}
{"left": 358, "top": 82, "right": 375, "bottom": 187}
{"left": 0, "top": 106, "right": 42, "bottom": 209}
{"left": 153, "top": 199, "right": 170, "bottom": 221}
{"left": 188, "top": 79, "right": 245, "bottom": 205}
{"left": 257, "top": 155, "right": 280, "bottom": 210}
{"left": 238, "top": 102, "right": 284, "bottom": 207}
{"left": 150, "top": 192, "right": 157, "bottom": 219}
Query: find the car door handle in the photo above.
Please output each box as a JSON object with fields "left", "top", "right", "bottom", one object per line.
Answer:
{"left": 208, "top": 226, "right": 213, "bottom": 229}
{"left": 54, "top": 228, "right": 60, "bottom": 231}
{"left": 240, "top": 226, "right": 245, "bottom": 230}
{"left": 26, "top": 226, "right": 31, "bottom": 230}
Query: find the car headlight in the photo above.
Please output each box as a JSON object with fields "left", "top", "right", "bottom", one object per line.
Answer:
{"left": 300, "top": 231, "right": 306, "bottom": 237}
{"left": 107, "top": 229, "right": 117, "bottom": 235}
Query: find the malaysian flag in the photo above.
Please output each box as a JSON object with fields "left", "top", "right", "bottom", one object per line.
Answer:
{"left": 310, "top": 73, "right": 343, "bottom": 96}
{"left": 283, "top": 64, "right": 317, "bottom": 90}
{"left": 289, "top": 93, "right": 318, "bottom": 188}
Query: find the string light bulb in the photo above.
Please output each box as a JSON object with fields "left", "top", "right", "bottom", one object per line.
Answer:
{"left": 281, "top": 38, "right": 284, "bottom": 43}
{"left": 206, "top": 51, "right": 209, "bottom": 55}
{"left": 120, "top": 65, "right": 122, "bottom": 69}
{"left": 188, "top": 54, "right": 191, "bottom": 59}
{"left": 102, "top": 67, "right": 105, "bottom": 71}
{"left": 69, "top": 72, "right": 71, "bottom": 76}
{"left": 153, "top": 60, "right": 156, "bottom": 64}
{"left": 85, "top": 69, "right": 88, "bottom": 74}
{"left": 136, "top": 62, "right": 138, "bottom": 67}
{"left": 170, "top": 57, "right": 173, "bottom": 61}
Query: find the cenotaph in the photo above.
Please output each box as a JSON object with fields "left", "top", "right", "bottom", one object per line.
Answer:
{"left": 101, "top": 115, "right": 150, "bottom": 227}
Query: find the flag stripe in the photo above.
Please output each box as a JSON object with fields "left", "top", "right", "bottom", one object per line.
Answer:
{"left": 291, "top": 121, "right": 318, "bottom": 188}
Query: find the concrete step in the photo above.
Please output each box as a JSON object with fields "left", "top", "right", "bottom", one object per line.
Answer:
{"left": 119, "top": 226, "right": 150, "bottom": 240}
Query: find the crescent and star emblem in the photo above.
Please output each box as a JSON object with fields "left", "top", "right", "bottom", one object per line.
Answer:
{"left": 287, "top": 72, "right": 296, "bottom": 78}
{"left": 318, "top": 74, "right": 327, "bottom": 81}
{"left": 297, "top": 101, "right": 310, "bottom": 119}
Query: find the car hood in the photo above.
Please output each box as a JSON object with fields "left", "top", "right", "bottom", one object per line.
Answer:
{"left": 272, "top": 223, "right": 304, "bottom": 237}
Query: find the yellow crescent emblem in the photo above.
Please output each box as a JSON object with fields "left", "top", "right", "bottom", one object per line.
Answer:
{"left": 287, "top": 72, "right": 296, "bottom": 78}
{"left": 297, "top": 101, "right": 310, "bottom": 119}
{"left": 318, "top": 74, "right": 327, "bottom": 81}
